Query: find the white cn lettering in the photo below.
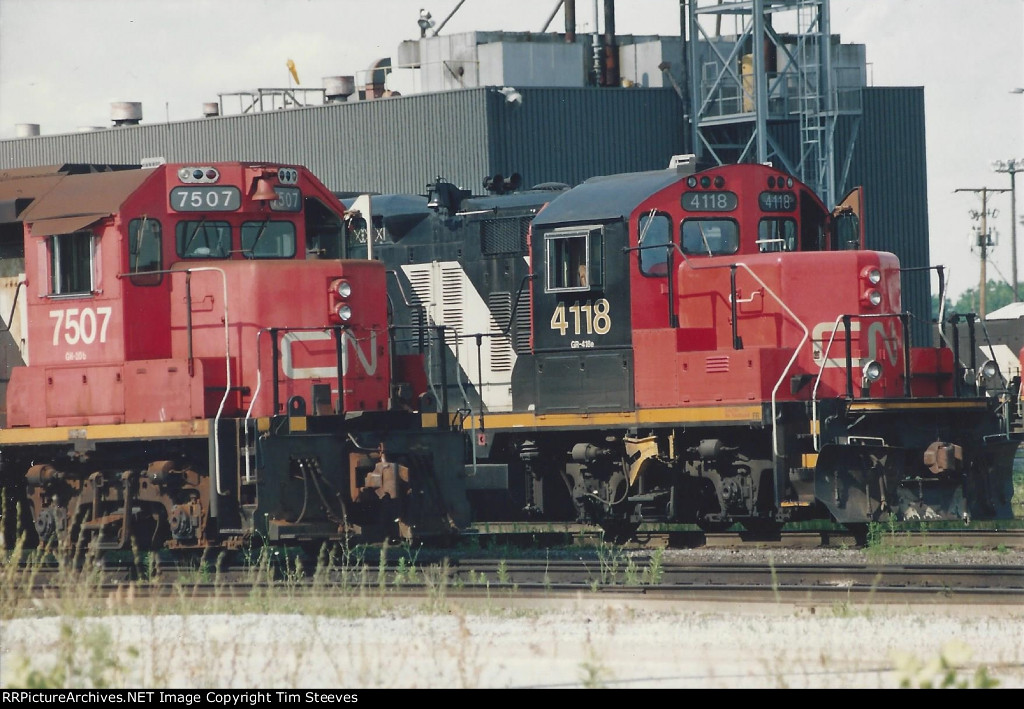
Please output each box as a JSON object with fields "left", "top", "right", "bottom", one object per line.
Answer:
{"left": 280, "top": 330, "right": 378, "bottom": 379}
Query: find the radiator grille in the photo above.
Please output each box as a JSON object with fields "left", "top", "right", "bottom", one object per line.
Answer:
{"left": 481, "top": 217, "right": 529, "bottom": 256}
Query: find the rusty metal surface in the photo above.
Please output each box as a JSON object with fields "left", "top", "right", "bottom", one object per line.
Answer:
{"left": 20, "top": 168, "right": 151, "bottom": 222}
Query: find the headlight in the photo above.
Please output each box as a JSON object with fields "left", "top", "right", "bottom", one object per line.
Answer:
{"left": 333, "top": 279, "right": 352, "bottom": 298}
{"left": 980, "top": 360, "right": 999, "bottom": 380}
{"left": 862, "top": 289, "right": 882, "bottom": 307}
{"left": 863, "top": 267, "right": 881, "bottom": 285}
{"left": 335, "top": 304, "right": 353, "bottom": 321}
{"left": 862, "top": 360, "right": 883, "bottom": 383}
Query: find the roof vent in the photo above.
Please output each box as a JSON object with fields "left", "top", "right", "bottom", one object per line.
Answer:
{"left": 202, "top": 102, "right": 220, "bottom": 118}
{"left": 323, "top": 76, "right": 356, "bottom": 102}
{"left": 111, "top": 101, "right": 143, "bottom": 127}
{"left": 15, "top": 123, "right": 40, "bottom": 138}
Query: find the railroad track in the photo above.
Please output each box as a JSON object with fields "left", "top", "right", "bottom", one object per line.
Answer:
{"left": 6, "top": 553, "right": 1023, "bottom": 605}
{"left": 460, "top": 525, "right": 1024, "bottom": 550}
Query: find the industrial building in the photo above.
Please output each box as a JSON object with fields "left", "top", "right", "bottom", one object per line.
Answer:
{"left": 0, "top": 0, "right": 932, "bottom": 337}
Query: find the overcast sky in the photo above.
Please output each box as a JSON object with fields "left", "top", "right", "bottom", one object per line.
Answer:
{"left": 0, "top": 0, "right": 1021, "bottom": 300}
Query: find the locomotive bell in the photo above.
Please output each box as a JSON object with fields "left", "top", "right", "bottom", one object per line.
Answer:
{"left": 251, "top": 176, "right": 280, "bottom": 201}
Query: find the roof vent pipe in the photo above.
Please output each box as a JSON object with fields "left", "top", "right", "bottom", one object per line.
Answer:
{"left": 15, "top": 123, "right": 40, "bottom": 138}
{"left": 323, "top": 75, "right": 355, "bottom": 102}
{"left": 603, "top": 0, "right": 618, "bottom": 86}
{"left": 111, "top": 101, "right": 143, "bottom": 127}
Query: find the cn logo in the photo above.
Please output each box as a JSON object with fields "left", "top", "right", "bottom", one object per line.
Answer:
{"left": 280, "top": 330, "right": 378, "bottom": 379}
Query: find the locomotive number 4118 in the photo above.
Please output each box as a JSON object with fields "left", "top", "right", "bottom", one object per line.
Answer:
{"left": 550, "top": 298, "right": 611, "bottom": 336}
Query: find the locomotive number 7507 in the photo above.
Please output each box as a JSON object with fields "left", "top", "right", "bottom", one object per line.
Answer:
{"left": 550, "top": 298, "right": 611, "bottom": 336}
{"left": 50, "top": 306, "right": 113, "bottom": 346}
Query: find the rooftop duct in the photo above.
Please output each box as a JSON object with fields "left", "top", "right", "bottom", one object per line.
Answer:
{"left": 111, "top": 102, "right": 142, "bottom": 127}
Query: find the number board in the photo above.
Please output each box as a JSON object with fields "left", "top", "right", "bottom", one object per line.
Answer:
{"left": 681, "top": 191, "right": 738, "bottom": 212}
{"left": 170, "top": 186, "right": 242, "bottom": 212}
{"left": 758, "top": 191, "right": 797, "bottom": 212}
{"left": 269, "top": 186, "right": 302, "bottom": 212}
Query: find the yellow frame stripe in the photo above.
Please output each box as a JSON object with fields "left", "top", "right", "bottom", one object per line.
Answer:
{"left": 454, "top": 405, "right": 764, "bottom": 431}
{"left": 0, "top": 420, "right": 211, "bottom": 445}
{"left": 848, "top": 401, "right": 989, "bottom": 412}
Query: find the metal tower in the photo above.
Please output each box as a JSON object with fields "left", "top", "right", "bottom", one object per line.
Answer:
{"left": 686, "top": 0, "right": 862, "bottom": 207}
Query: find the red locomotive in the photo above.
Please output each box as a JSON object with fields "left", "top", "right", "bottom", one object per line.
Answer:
{"left": 372, "top": 161, "right": 1022, "bottom": 540}
{"left": 0, "top": 162, "right": 467, "bottom": 551}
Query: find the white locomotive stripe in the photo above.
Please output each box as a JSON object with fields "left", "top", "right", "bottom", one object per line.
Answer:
{"left": 401, "top": 261, "right": 516, "bottom": 412}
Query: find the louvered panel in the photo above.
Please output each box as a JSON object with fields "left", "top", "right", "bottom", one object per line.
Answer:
{"left": 440, "top": 264, "right": 464, "bottom": 336}
{"left": 705, "top": 355, "right": 730, "bottom": 373}
{"left": 481, "top": 217, "right": 529, "bottom": 256}
{"left": 487, "top": 292, "right": 513, "bottom": 372}
{"left": 514, "top": 288, "right": 532, "bottom": 354}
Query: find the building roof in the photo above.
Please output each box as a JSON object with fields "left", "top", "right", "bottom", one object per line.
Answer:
{"left": 986, "top": 302, "right": 1024, "bottom": 320}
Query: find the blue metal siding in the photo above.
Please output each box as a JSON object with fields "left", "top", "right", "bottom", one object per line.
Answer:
{"left": 487, "top": 87, "right": 687, "bottom": 189}
{"left": 845, "top": 87, "right": 931, "bottom": 342}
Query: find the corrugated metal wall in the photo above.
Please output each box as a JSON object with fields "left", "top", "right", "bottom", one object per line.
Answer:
{"left": 486, "top": 87, "right": 687, "bottom": 187}
{"left": 0, "top": 87, "right": 685, "bottom": 195}
{"left": 846, "top": 87, "right": 932, "bottom": 343}
{"left": 771, "top": 87, "right": 931, "bottom": 342}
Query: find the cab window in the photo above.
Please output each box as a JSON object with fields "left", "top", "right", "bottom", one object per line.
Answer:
{"left": 50, "top": 231, "right": 94, "bottom": 295}
{"left": 176, "top": 221, "right": 231, "bottom": 258}
{"left": 306, "top": 197, "right": 343, "bottom": 259}
{"left": 545, "top": 227, "right": 603, "bottom": 292}
{"left": 681, "top": 219, "right": 739, "bottom": 255}
{"left": 241, "top": 220, "right": 297, "bottom": 259}
{"left": 757, "top": 218, "right": 797, "bottom": 252}
{"left": 638, "top": 213, "right": 671, "bottom": 276}
{"left": 129, "top": 217, "right": 162, "bottom": 285}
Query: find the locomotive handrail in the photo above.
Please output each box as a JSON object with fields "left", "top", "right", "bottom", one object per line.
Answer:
{"left": 243, "top": 324, "right": 350, "bottom": 484}
{"left": 0, "top": 277, "right": 24, "bottom": 334}
{"left": 810, "top": 311, "right": 911, "bottom": 451}
{"left": 116, "top": 265, "right": 234, "bottom": 494}
{"left": 130, "top": 266, "right": 233, "bottom": 496}
{"left": 677, "top": 256, "right": 810, "bottom": 460}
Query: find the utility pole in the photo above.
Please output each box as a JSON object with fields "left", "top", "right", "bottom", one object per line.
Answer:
{"left": 956, "top": 186, "right": 1010, "bottom": 317}
{"left": 993, "top": 159, "right": 1020, "bottom": 301}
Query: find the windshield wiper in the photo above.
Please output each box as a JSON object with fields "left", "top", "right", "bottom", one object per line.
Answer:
{"left": 183, "top": 217, "right": 208, "bottom": 256}
{"left": 246, "top": 219, "right": 270, "bottom": 258}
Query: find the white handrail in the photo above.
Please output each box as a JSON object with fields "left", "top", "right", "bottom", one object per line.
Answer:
{"left": 181, "top": 267, "right": 232, "bottom": 496}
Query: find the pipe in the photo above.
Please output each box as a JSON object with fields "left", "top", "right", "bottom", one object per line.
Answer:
{"left": 432, "top": 0, "right": 467, "bottom": 36}
{"left": 603, "top": 0, "right": 618, "bottom": 86}
{"left": 565, "top": 0, "right": 576, "bottom": 42}
{"left": 542, "top": 0, "right": 565, "bottom": 32}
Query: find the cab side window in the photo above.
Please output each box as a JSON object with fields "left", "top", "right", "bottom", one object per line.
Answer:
{"left": 545, "top": 227, "right": 603, "bottom": 292}
{"left": 638, "top": 213, "right": 671, "bottom": 275}
{"left": 306, "top": 197, "right": 343, "bottom": 259}
{"left": 51, "top": 231, "right": 94, "bottom": 295}
{"left": 129, "top": 217, "right": 162, "bottom": 285}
